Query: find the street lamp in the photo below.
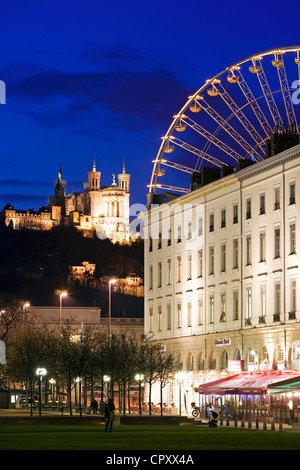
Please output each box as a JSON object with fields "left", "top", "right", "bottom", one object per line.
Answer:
{"left": 22, "top": 302, "right": 30, "bottom": 321}
{"left": 135, "top": 374, "right": 144, "bottom": 415}
{"left": 36, "top": 367, "right": 47, "bottom": 417}
{"left": 75, "top": 377, "right": 82, "bottom": 415}
{"left": 103, "top": 375, "right": 111, "bottom": 400}
{"left": 56, "top": 290, "right": 67, "bottom": 334}
{"left": 49, "top": 378, "right": 56, "bottom": 403}
{"left": 108, "top": 279, "right": 116, "bottom": 346}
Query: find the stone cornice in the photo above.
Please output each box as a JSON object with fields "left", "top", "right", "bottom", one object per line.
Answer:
{"left": 235, "top": 145, "right": 300, "bottom": 182}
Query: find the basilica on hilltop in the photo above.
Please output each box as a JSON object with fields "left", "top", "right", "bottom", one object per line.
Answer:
{"left": 2, "top": 156, "right": 131, "bottom": 244}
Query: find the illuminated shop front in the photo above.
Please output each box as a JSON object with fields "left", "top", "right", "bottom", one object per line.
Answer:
{"left": 195, "top": 370, "right": 300, "bottom": 424}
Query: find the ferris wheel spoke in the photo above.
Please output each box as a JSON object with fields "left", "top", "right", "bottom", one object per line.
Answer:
{"left": 217, "top": 83, "right": 266, "bottom": 154}
{"left": 172, "top": 136, "right": 224, "bottom": 167}
{"left": 153, "top": 157, "right": 195, "bottom": 174}
{"left": 147, "top": 182, "right": 189, "bottom": 193}
{"left": 250, "top": 56, "right": 283, "bottom": 129}
{"left": 181, "top": 115, "right": 242, "bottom": 161}
{"left": 198, "top": 98, "right": 263, "bottom": 162}
{"left": 234, "top": 70, "right": 274, "bottom": 137}
{"left": 273, "top": 52, "right": 299, "bottom": 133}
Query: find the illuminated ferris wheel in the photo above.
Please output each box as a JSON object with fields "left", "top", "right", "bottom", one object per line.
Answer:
{"left": 149, "top": 46, "right": 300, "bottom": 195}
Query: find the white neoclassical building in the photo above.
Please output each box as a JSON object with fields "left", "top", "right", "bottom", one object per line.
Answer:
{"left": 144, "top": 137, "right": 300, "bottom": 409}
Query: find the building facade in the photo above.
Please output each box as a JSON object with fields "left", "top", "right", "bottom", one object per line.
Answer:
{"left": 144, "top": 139, "right": 300, "bottom": 409}
{"left": 2, "top": 157, "right": 131, "bottom": 244}
{"left": 30, "top": 305, "right": 144, "bottom": 341}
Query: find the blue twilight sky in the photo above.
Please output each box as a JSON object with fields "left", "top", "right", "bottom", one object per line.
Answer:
{"left": 0, "top": 0, "right": 300, "bottom": 211}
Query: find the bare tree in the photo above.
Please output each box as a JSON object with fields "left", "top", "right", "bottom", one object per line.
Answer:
{"left": 156, "top": 351, "right": 176, "bottom": 415}
{"left": 0, "top": 293, "right": 30, "bottom": 343}
{"left": 6, "top": 325, "right": 56, "bottom": 414}
{"left": 140, "top": 338, "right": 162, "bottom": 415}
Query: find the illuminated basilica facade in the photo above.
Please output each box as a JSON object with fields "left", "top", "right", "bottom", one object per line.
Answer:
{"left": 3, "top": 157, "right": 131, "bottom": 244}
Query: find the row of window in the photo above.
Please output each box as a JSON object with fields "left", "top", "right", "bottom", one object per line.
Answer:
{"left": 148, "top": 182, "right": 296, "bottom": 251}
{"left": 148, "top": 221, "right": 296, "bottom": 288}
{"left": 148, "top": 278, "right": 297, "bottom": 332}
{"left": 174, "top": 345, "right": 292, "bottom": 372}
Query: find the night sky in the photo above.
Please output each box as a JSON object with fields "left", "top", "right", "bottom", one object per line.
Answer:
{"left": 0, "top": 0, "right": 300, "bottom": 212}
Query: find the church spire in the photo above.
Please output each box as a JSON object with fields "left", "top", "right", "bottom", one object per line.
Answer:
{"left": 93, "top": 153, "right": 96, "bottom": 172}
{"left": 58, "top": 163, "right": 62, "bottom": 181}
{"left": 118, "top": 155, "right": 130, "bottom": 194}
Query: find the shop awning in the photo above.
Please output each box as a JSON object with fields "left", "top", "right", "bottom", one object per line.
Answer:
{"left": 268, "top": 379, "right": 300, "bottom": 395}
{"left": 195, "top": 371, "right": 300, "bottom": 395}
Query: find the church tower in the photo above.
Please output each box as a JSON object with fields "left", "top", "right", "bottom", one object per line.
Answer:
{"left": 88, "top": 154, "right": 101, "bottom": 218}
{"left": 118, "top": 156, "right": 130, "bottom": 193}
{"left": 48, "top": 163, "right": 66, "bottom": 216}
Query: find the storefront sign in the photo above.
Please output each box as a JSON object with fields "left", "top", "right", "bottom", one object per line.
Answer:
{"left": 215, "top": 337, "right": 231, "bottom": 346}
{"left": 227, "top": 360, "right": 244, "bottom": 372}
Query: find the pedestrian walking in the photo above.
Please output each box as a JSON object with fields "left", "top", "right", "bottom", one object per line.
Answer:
{"left": 104, "top": 398, "right": 116, "bottom": 433}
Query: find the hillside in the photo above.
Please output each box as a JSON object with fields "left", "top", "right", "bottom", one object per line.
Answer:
{"left": 0, "top": 225, "right": 144, "bottom": 315}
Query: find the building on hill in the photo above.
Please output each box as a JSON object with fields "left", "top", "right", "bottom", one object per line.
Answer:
{"left": 2, "top": 156, "right": 131, "bottom": 244}
{"left": 68, "top": 263, "right": 144, "bottom": 297}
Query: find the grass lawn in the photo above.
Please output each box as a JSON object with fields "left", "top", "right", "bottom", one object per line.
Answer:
{"left": 0, "top": 424, "right": 299, "bottom": 451}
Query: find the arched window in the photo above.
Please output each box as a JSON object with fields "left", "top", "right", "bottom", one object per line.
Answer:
{"left": 176, "top": 353, "right": 183, "bottom": 371}
{"left": 273, "top": 346, "right": 284, "bottom": 369}
{"left": 186, "top": 352, "right": 194, "bottom": 371}
{"left": 221, "top": 350, "right": 228, "bottom": 370}
{"left": 208, "top": 351, "right": 216, "bottom": 370}
{"left": 197, "top": 352, "right": 205, "bottom": 370}
{"left": 234, "top": 349, "right": 241, "bottom": 360}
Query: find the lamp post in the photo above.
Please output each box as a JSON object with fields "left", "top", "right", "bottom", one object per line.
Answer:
{"left": 103, "top": 375, "right": 111, "bottom": 400}
{"left": 75, "top": 377, "right": 82, "bottom": 416}
{"left": 36, "top": 368, "right": 47, "bottom": 417}
{"left": 108, "top": 279, "right": 116, "bottom": 347}
{"left": 49, "top": 378, "right": 56, "bottom": 403}
{"left": 56, "top": 290, "right": 67, "bottom": 335}
{"left": 22, "top": 302, "right": 30, "bottom": 322}
{"left": 135, "top": 374, "right": 144, "bottom": 415}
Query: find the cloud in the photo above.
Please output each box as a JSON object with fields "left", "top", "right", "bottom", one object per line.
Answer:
{"left": 0, "top": 193, "right": 47, "bottom": 203}
{"left": 0, "top": 179, "right": 52, "bottom": 188}
{"left": 0, "top": 179, "right": 39, "bottom": 186}
{"left": 5, "top": 60, "right": 190, "bottom": 131}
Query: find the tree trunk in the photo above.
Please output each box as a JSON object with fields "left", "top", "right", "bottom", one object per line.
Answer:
{"left": 123, "top": 381, "right": 126, "bottom": 416}
{"left": 149, "top": 381, "right": 152, "bottom": 415}
{"left": 127, "top": 381, "right": 131, "bottom": 414}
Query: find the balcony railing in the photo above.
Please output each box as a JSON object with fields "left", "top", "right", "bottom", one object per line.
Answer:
{"left": 273, "top": 313, "right": 280, "bottom": 322}
{"left": 289, "top": 311, "right": 296, "bottom": 320}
